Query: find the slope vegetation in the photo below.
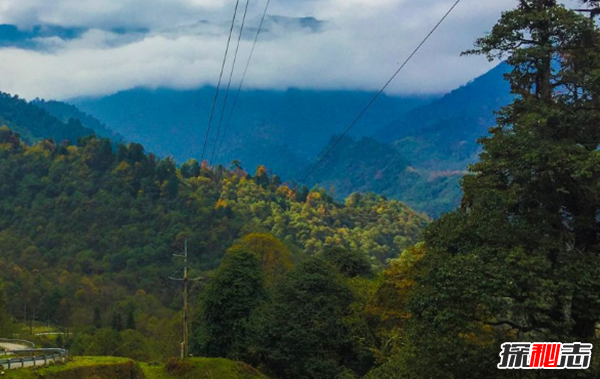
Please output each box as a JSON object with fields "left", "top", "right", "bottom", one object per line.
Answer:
{"left": 0, "top": 127, "right": 427, "bottom": 343}
{"left": 0, "top": 92, "right": 96, "bottom": 144}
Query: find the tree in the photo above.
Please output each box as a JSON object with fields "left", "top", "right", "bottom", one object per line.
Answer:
{"left": 400, "top": 1, "right": 600, "bottom": 377}
{"left": 367, "top": 244, "right": 425, "bottom": 363}
{"left": 86, "top": 328, "right": 121, "bottom": 356}
{"left": 111, "top": 312, "right": 123, "bottom": 332}
{"left": 253, "top": 165, "right": 270, "bottom": 188}
{"left": 228, "top": 234, "right": 294, "bottom": 287}
{"left": 119, "top": 329, "right": 152, "bottom": 361}
{"left": 253, "top": 258, "right": 355, "bottom": 379}
{"left": 126, "top": 305, "right": 136, "bottom": 330}
{"left": 321, "top": 247, "right": 372, "bottom": 278}
{"left": 93, "top": 307, "right": 102, "bottom": 329}
{"left": 81, "top": 137, "right": 113, "bottom": 171}
{"left": 0, "top": 278, "right": 13, "bottom": 335}
{"left": 577, "top": 0, "right": 600, "bottom": 18}
{"left": 180, "top": 159, "right": 200, "bottom": 178}
{"left": 192, "top": 249, "right": 266, "bottom": 359}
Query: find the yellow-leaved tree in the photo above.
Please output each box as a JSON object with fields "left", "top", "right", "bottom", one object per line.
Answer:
{"left": 228, "top": 233, "right": 294, "bottom": 287}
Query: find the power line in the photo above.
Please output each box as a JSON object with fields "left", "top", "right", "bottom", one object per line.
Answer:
{"left": 210, "top": 0, "right": 252, "bottom": 166}
{"left": 298, "top": 0, "right": 462, "bottom": 186}
{"left": 200, "top": 0, "right": 242, "bottom": 163}
{"left": 214, "top": 0, "right": 273, "bottom": 162}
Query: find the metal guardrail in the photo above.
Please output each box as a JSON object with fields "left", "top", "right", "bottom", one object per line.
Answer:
{"left": 0, "top": 348, "right": 67, "bottom": 370}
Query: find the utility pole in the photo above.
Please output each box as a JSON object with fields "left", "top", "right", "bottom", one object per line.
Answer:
{"left": 169, "top": 239, "right": 202, "bottom": 359}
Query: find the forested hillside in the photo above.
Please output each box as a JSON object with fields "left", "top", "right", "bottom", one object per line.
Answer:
{"left": 32, "top": 99, "right": 124, "bottom": 142}
{"left": 0, "top": 126, "right": 426, "bottom": 361}
{"left": 0, "top": 92, "right": 97, "bottom": 144}
{"left": 305, "top": 136, "right": 462, "bottom": 217}
{"left": 69, "top": 65, "right": 510, "bottom": 218}
{"left": 189, "top": 2, "right": 600, "bottom": 377}
{"left": 305, "top": 63, "right": 512, "bottom": 216}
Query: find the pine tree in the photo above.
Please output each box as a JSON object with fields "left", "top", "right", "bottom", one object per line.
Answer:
{"left": 398, "top": 1, "right": 600, "bottom": 377}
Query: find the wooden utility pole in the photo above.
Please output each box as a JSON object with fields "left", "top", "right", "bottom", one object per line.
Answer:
{"left": 169, "top": 239, "right": 201, "bottom": 359}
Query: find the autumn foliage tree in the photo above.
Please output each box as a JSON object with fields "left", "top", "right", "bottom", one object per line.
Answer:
{"left": 227, "top": 233, "right": 294, "bottom": 287}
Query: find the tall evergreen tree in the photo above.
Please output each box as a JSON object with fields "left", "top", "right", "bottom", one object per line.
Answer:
{"left": 395, "top": 1, "right": 600, "bottom": 377}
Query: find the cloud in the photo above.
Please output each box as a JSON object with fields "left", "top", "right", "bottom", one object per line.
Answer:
{"left": 0, "top": 0, "right": 519, "bottom": 100}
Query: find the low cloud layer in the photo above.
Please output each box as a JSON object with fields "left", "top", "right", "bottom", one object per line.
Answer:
{"left": 0, "top": 0, "right": 519, "bottom": 100}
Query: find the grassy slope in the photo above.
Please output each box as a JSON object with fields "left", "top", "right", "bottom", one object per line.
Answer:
{"left": 2, "top": 357, "right": 267, "bottom": 379}
{"left": 2, "top": 357, "right": 140, "bottom": 378}
{"left": 140, "top": 358, "right": 268, "bottom": 379}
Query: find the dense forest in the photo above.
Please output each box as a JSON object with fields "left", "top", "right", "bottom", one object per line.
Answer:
{"left": 182, "top": 1, "right": 600, "bottom": 377}
{"left": 1, "top": 1, "right": 599, "bottom": 378}
{"left": 0, "top": 92, "right": 97, "bottom": 144}
{"left": 0, "top": 125, "right": 426, "bottom": 365}
{"left": 31, "top": 99, "right": 124, "bottom": 142}
{"left": 305, "top": 136, "right": 463, "bottom": 217}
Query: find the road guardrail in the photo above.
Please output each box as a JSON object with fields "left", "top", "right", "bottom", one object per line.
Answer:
{"left": 0, "top": 348, "right": 67, "bottom": 370}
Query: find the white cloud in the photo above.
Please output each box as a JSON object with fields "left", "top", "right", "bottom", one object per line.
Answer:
{"left": 0, "top": 0, "right": 518, "bottom": 100}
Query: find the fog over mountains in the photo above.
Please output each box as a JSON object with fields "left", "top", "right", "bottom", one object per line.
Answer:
{"left": 0, "top": 60, "right": 510, "bottom": 217}
{"left": 64, "top": 63, "right": 510, "bottom": 216}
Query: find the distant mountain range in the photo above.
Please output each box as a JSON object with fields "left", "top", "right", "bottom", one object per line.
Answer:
{"left": 304, "top": 63, "right": 512, "bottom": 216}
{"left": 377, "top": 63, "right": 512, "bottom": 171}
{"left": 71, "top": 88, "right": 430, "bottom": 177}
{"left": 0, "top": 63, "right": 511, "bottom": 217}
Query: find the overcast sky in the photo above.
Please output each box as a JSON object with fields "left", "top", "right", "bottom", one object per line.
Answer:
{"left": 0, "top": 0, "right": 523, "bottom": 100}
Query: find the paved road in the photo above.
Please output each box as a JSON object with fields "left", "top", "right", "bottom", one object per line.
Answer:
{"left": 0, "top": 342, "right": 30, "bottom": 351}
{"left": 0, "top": 340, "right": 66, "bottom": 370}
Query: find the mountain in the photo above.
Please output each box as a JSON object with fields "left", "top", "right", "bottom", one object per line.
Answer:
{"left": 305, "top": 63, "right": 512, "bottom": 217}
{"left": 32, "top": 99, "right": 125, "bottom": 142}
{"left": 55, "top": 63, "right": 510, "bottom": 218}
{"left": 0, "top": 91, "right": 97, "bottom": 143}
{"left": 304, "top": 136, "right": 462, "bottom": 217}
{"left": 377, "top": 63, "right": 512, "bottom": 171}
{"left": 71, "top": 88, "right": 431, "bottom": 178}
{"left": 0, "top": 91, "right": 124, "bottom": 147}
{"left": 304, "top": 135, "right": 412, "bottom": 196}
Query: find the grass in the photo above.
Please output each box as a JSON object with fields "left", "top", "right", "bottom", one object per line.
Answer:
{"left": 140, "top": 358, "right": 269, "bottom": 379}
{"left": 1, "top": 357, "right": 269, "bottom": 379}
{"left": 1, "top": 356, "right": 137, "bottom": 378}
